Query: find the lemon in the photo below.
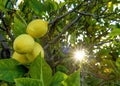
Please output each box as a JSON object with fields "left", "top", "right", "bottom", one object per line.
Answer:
{"left": 26, "top": 42, "right": 44, "bottom": 62}
{"left": 32, "top": 42, "right": 44, "bottom": 58}
{"left": 26, "top": 19, "right": 48, "bottom": 38}
{"left": 13, "top": 34, "right": 35, "bottom": 54}
{"left": 108, "top": 2, "right": 112, "bottom": 8}
{"left": 12, "top": 52, "right": 29, "bottom": 64}
{"left": 104, "top": 68, "right": 112, "bottom": 73}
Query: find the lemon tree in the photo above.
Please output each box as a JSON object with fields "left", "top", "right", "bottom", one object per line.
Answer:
{"left": 0, "top": 0, "right": 120, "bottom": 86}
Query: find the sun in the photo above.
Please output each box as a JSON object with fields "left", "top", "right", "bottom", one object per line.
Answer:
{"left": 74, "top": 50, "right": 85, "bottom": 60}
{"left": 73, "top": 49, "right": 86, "bottom": 62}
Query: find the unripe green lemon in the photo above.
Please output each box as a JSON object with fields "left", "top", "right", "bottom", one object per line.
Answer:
{"left": 13, "top": 34, "right": 35, "bottom": 54}
{"left": 26, "top": 19, "right": 48, "bottom": 38}
{"left": 12, "top": 52, "right": 29, "bottom": 64}
{"left": 26, "top": 42, "right": 44, "bottom": 62}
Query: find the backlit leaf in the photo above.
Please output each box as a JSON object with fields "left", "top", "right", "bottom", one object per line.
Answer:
{"left": 29, "top": 55, "right": 52, "bottom": 86}
{"left": 0, "top": 59, "right": 27, "bottom": 82}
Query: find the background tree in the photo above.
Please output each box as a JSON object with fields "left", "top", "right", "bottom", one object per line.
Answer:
{"left": 0, "top": 0, "right": 120, "bottom": 86}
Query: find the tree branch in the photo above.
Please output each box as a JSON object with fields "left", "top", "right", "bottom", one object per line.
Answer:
{"left": 49, "top": 3, "right": 82, "bottom": 25}
{"left": 99, "top": 12, "right": 117, "bottom": 19}
{"left": 0, "top": 10, "right": 14, "bottom": 42}
{"left": 74, "top": 11, "right": 97, "bottom": 18}
{"left": 0, "top": 26, "right": 6, "bottom": 31}
{"left": 44, "top": 15, "right": 81, "bottom": 49}
{"left": 95, "top": 39, "right": 119, "bottom": 46}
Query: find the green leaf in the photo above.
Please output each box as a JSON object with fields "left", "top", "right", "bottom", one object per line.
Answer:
{"left": 0, "top": 0, "right": 8, "bottom": 12}
{"left": 62, "top": 69, "right": 80, "bottom": 86}
{"left": 0, "top": 0, "right": 7, "bottom": 6}
{"left": 12, "top": 12, "right": 27, "bottom": 37}
{"left": 28, "top": 0, "right": 44, "bottom": 16}
{"left": 98, "top": 49, "right": 110, "bottom": 56}
{"left": 0, "top": 59, "right": 27, "bottom": 82}
{"left": 29, "top": 55, "right": 52, "bottom": 86}
{"left": 115, "top": 58, "right": 120, "bottom": 68}
{"left": 85, "top": 76, "right": 102, "bottom": 86}
{"left": 56, "top": 65, "right": 69, "bottom": 73}
{"left": 50, "top": 71, "right": 68, "bottom": 86}
{"left": 15, "top": 78, "right": 42, "bottom": 86}
{"left": 108, "top": 28, "right": 120, "bottom": 36}
{"left": 6, "top": 1, "right": 12, "bottom": 9}
{"left": 45, "top": 0, "right": 58, "bottom": 13}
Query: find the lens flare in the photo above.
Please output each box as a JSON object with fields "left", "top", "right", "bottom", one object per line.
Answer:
{"left": 72, "top": 49, "right": 87, "bottom": 62}
{"left": 74, "top": 50, "right": 85, "bottom": 60}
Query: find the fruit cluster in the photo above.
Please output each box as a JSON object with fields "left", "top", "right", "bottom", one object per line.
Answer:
{"left": 12, "top": 19, "right": 48, "bottom": 64}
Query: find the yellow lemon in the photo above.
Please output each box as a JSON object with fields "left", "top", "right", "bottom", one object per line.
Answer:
{"left": 32, "top": 42, "right": 44, "bottom": 58}
{"left": 26, "top": 42, "right": 44, "bottom": 62}
{"left": 13, "top": 34, "right": 35, "bottom": 54}
{"left": 26, "top": 19, "right": 48, "bottom": 38}
{"left": 104, "top": 68, "right": 112, "bottom": 73}
{"left": 12, "top": 52, "right": 29, "bottom": 64}
{"left": 108, "top": 2, "right": 112, "bottom": 8}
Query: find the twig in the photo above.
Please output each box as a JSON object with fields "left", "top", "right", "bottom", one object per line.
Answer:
{"left": 74, "top": 11, "right": 97, "bottom": 18}
{"left": 95, "top": 39, "right": 119, "bottom": 46}
{"left": 99, "top": 12, "right": 117, "bottom": 19}
{"left": 44, "top": 15, "right": 81, "bottom": 49}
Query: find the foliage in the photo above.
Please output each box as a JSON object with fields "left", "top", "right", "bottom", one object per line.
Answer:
{"left": 0, "top": 59, "right": 27, "bottom": 82}
{"left": 0, "top": 0, "right": 120, "bottom": 86}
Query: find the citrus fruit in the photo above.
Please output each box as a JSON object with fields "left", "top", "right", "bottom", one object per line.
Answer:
{"left": 26, "top": 42, "right": 44, "bottom": 62}
{"left": 26, "top": 19, "right": 48, "bottom": 38}
{"left": 12, "top": 52, "right": 29, "bottom": 64}
{"left": 13, "top": 34, "right": 35, "bottom": 54}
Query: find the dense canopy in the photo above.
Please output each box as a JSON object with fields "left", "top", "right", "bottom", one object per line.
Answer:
{"left": 0, "top": 0, "right": 120, "bottom": 86}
